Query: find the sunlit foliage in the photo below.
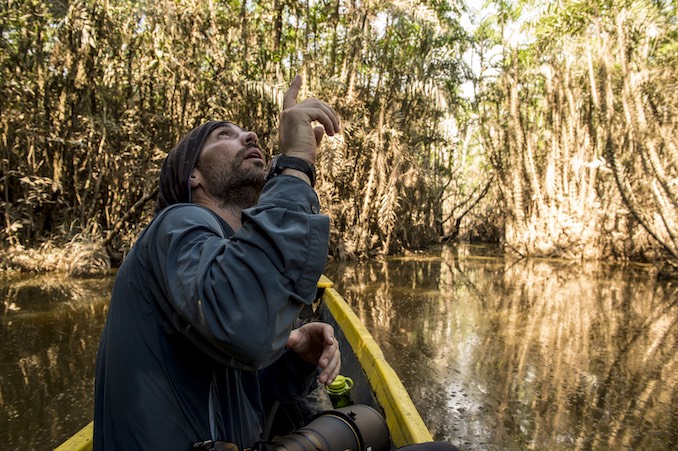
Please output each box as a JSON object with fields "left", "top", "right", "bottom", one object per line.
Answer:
{"left": 474, "top": 0, "right": 677, "bottom": 269}
{"left": 1, "top": 0, "right": 676, "bottom": 271}
{"left": 1, "top": 0, "right": 475, "bottom": 264}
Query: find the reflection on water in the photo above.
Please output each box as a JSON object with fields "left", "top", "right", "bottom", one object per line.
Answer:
{"left": 1, "top": 245, "right": 676, "bottom": 450}
{"left": 325, "top": 245, "right": 677, "bottom": 450}
{"left": 0, "top": 274, "right": 113, "bottom": 450}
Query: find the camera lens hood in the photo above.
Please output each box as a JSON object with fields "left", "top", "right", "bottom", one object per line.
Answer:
{"left": 273, "top": 404, "right": 390, "bottom": 451}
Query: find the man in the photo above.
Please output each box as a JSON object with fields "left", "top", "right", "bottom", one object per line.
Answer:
{"left": 93, "top": 76, "right": 341, "bottom": 450}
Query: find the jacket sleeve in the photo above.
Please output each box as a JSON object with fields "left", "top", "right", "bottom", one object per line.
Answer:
{"left": 147, "top": 175, "right": 330, "bottom": 371}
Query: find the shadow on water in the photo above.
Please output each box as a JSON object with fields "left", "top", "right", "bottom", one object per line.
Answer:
{"left": 0, "top": 273, "right": 113, "bottom": 450}
{"left": 325, "top": 244, "right": 678, "bottom": 451}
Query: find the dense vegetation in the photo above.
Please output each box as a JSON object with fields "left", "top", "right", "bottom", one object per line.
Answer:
{"left": 1, "top": 0, "right": 676, "bottom": 274}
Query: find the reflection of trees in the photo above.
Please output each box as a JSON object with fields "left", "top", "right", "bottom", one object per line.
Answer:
{"left": 326, "top": 253, "right": 484, "bottom": 447}
{"left": 0, "top": 274, "right": 112, "bottom": 449}
{"left": 466, "top": 257, "right": 678, "bottom": 450}
{"left": 325, "top": 246, "right": 677, "bottom": 450}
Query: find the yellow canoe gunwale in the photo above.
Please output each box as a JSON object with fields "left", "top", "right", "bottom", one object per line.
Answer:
{"left": 55, "top": 276, "right": 431, "bottom": 450}
{"left": 54, "top": 421, "right": 93, "bottom": 451}
{"left": 318, "top": 276, "right": 432, "bottom": 447}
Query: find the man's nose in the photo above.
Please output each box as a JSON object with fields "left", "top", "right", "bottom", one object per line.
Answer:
{"left": 242, "top": 131, "right": 258, "bottom": 146}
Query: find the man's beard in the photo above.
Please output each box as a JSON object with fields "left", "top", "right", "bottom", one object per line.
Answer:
{"left": 200, "top": 147, "right": 266, "bottom": 209}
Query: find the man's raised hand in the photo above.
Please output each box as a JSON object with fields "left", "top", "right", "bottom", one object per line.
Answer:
{"left": 279, "top": 75, "right": 340, "bottom": 164}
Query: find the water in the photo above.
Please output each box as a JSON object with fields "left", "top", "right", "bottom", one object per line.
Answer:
{"left": 324, "top": 245, "right": 678, "bottom": 450}
{"left": 0, "top": 274, "right": 112, "bottom": 450}
{"left": 1, "top": 244, "right": 676, "bottom": 450}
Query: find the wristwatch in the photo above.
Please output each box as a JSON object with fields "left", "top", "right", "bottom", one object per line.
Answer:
{"left": 266, "top": 155, "right": 316, "bottom": 187}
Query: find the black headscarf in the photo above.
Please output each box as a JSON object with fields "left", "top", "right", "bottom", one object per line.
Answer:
{"left": 155, "top": 121, "right": 229, "bottom": 214}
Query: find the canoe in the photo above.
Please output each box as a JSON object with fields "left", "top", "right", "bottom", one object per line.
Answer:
{"left": 55, "top": 275, "right": 432, "bottom": 450}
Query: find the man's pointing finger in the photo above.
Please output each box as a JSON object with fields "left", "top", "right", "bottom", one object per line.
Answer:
{"left": 283, "top": 75, "right": 302, "bottom": 110}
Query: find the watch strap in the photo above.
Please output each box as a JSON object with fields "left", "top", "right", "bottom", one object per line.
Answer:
{"left": 266, "top": 155, "right": 316, "bottom": 187}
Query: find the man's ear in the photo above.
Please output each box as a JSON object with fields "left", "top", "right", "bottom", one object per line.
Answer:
{"left": 189, "top": 169, "right": 201, "bottom": 189}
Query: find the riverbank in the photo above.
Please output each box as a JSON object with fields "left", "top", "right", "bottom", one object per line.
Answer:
{"left": 2, "top": 239, "right": 676, "bottom": 280}
{"left": 0, "top": 238, "right": 110, "bottom": 277}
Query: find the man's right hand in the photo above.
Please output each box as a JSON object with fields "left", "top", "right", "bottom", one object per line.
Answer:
{"left": 286, "top": 322, "right": 341, "bottom": 386}
{"left": 279, "top": 75, "right": 340, "bottom": 165}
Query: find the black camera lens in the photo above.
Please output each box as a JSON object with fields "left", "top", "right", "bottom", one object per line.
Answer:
{"left": 273, "top": 404, "right": 389, "bottom": 451}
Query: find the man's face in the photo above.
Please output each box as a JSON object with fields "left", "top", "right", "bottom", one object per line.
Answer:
{"left": 194, "top": 123, "right": 267, "bottom": 207}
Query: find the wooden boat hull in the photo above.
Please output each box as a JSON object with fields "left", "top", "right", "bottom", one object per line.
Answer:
{"left": 55, "top": 276, "right": 432, "bottom": 450}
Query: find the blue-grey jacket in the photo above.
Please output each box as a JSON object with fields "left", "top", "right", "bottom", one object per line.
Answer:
{"left": 93, "top": 175, "right": 330, "bottom": 450}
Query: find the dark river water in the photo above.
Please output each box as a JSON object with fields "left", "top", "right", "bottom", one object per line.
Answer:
{"left": 1, "top": 244, "right": 676, "bottom": 450}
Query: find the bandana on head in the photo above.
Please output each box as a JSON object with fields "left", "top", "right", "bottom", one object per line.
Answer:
{"left": 155, "top": 121, "right": 230, "bottom": 214}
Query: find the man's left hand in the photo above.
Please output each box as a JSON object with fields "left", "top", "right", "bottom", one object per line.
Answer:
{"left": 279, "top": 75, "right": 340, "bottom": 165}
{"left": 286, "top": 322, "right": 341, "bottom": 385}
